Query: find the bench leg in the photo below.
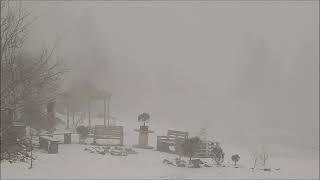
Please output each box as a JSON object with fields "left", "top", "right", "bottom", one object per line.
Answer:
{"left": 120, "top": 138, "right": 123, "bottom": 146}
{"left": 39, "top": 137, "right": 43, "bottom": 149}
{"left": 157, "top": 140, "right": 160, "bottom": 151}
{"left": 48, "top": 142, "right": 59, "bottom": 154}
{"left": 64, "top": 134, "right": 71, "bottom": 144}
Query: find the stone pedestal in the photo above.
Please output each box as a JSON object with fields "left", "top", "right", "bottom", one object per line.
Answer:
{"left": 133, "top": 126, "right": 154, "bottom": 149}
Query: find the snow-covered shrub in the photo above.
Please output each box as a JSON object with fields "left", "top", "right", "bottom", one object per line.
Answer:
{"left": 210, "top": 143, "right": 225, "bottom": 165}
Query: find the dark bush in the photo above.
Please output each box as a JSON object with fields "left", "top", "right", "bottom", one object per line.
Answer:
{"left": 231, "top": 154, "right": 240, "bottom": 166}
{"left": 76, "top": 126, "right": 89, "bottom": 137}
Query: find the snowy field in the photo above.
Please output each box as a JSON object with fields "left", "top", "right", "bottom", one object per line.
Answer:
{"left": 1, "top": 143, "right": 318, "bottom": 179}
{"left": 1, "top": 114, "right": 319, "bottom": 179}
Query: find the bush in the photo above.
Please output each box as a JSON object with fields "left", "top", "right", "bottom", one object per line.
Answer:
{"left": 211, "top": 143, "right": 224, "bottom": 165}
{"left": 138, "top": 112, "right": 150, "bottom": 126}
{"left": 76, "top": 126, "right": 89, "bottom": 137}
{"left": 231, "top": 154, "right": 240, "bottom": 166}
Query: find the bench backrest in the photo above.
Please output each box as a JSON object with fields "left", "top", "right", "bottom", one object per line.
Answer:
{"left": 94, "top": 125, "right": 123, "bottom": 137}
{"left": 167, "top": 130, "right": 188, "bottom": 140}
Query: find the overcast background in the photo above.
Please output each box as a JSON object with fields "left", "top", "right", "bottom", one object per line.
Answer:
{"left": 21, "top": 1, "right": 319, "bottom": 157}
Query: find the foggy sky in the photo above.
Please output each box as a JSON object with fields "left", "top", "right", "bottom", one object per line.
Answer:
{"left": 21, "top": 1, "right": 319, "bottom": 151}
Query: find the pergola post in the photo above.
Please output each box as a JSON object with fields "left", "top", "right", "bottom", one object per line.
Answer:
{"left": 66, "top": 103, "right": 69, "bottom": 129}
{"left": 107, "top": 97, "right": 110, "bottom": 126}
{"left": 88, "top": 99, "right": 91, "bottom": 128}
{"left": 103, "top": 98, "right": 106, "bottom": 126}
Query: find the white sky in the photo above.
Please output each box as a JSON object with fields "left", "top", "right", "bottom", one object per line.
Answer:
{"left": 20, "top": 1, "right": 319, "bottom": 151}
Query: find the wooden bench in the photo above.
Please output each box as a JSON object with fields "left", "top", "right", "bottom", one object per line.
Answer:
{"left": 39, "top": 131, "right": 72, "bottom": 144}
{"left": 93, "top": 125, "right": 124, "bottom": 146}
{"left": 194, "top": 140, "right": 216, "bottom": 158}
{"left": 157, "top": 130, "right": 188, "bottom": 153}
{"left": 52, "top": 132, "right": 72, "bottom": 144}
{"left": 39, "top": 136, "right": 60, "bottom": 154}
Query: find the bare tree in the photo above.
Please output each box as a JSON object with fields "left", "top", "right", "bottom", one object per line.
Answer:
{"left": 182, "top": 136, "right": 201, "bottom": 161}
{"left": 250, "top": 146, "right": 269, "bottom": 170}
{"left": 1, "top": 1, "right": 67, "bottom": 133}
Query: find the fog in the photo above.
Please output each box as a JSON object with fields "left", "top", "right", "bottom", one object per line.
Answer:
{"left": 22, "top": 1, "right": 319, "bottom": 153}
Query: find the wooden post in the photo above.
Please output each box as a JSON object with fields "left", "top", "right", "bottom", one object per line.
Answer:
{"left": 88, "top": 100, "right": 91, "bottom": 128}
{"left": 72, "top": 111, "right": 75, "bottom": 128}
{"left": 107, "top": 96, "right": 110, "bottom": 126}
{"left": 66, "top": 103, "right": 70, "bottom": 129}
{"left": 104, "top": 98, "right": 106, "bottom": 126}
{"left": 29, "top": 133, "right": 33, "bottom": 169}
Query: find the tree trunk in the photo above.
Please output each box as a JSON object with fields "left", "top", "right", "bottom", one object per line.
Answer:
{"left": 104, "top": 98, "right": 106, "bottom": 126}
{"left": 252, "top": 157, "right": 257, "bottom": 171}
{"left": 29, "top": 133, "right": 33, "bottom": 169}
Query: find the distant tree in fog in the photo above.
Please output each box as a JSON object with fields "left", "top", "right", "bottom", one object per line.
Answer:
{"left": 250, "top": 146, "right": 269, "bottom": 170}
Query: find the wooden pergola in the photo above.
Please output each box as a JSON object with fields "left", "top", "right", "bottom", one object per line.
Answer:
{"left": 59, "top": 90, "right": 112, "bottom": 129}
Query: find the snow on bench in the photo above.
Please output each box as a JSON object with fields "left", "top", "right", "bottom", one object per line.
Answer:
{"left": 157, "top": 130, "right": 188, "bottom": 153}
{"left": 39, "top": 131, "right": 72, "bottom": 144}
{"left": 39, "top": 136, "right": 60, "bottom": 154}
{"left": 93, "top": 125, "right": 124, "bottom": 146}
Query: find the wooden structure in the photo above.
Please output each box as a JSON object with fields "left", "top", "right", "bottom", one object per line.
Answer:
{"left": 157, "top": 130, "right": 188, "bottom": 153}
{"left": 39, "top": 136, "right": 60, "bottom": 154}
{"left": 133, "top": 126, "right": 154, "bottom": 149}
{"left": 93, "top": 125, "right": 124, "bottom": 145}
{"left": 60, "top": 90, "right": 112, "bottom": 130}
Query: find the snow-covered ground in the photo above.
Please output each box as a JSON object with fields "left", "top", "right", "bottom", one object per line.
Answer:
{"left": 1, "top": 114, "right": 319, "bottom": 179}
